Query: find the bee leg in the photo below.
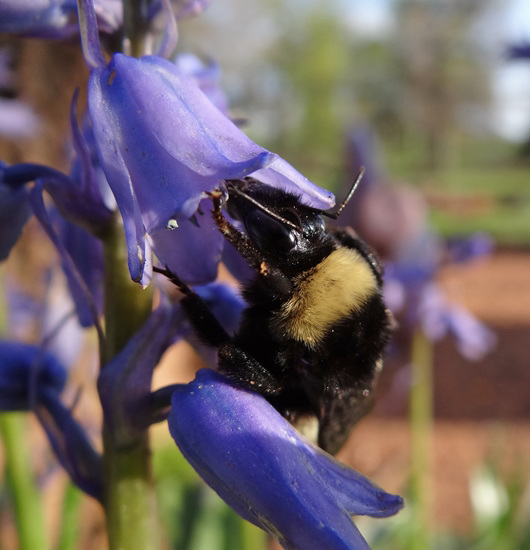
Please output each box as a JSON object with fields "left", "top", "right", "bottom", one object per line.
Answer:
{"left": 153, "top": 266, "right": 231, "bottom": 348}
{"left": 209, "top": 189, "right": 265, "bottom": 271}
{"left": 217, "top": 344, "right": 282, "bottom": 397}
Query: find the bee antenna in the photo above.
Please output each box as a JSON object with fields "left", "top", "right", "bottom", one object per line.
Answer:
{"left": 225, "top": 181, "right": 304, "bottom": 233}
{"left": 320, "top": 166, "right": 365, "bottom": 220}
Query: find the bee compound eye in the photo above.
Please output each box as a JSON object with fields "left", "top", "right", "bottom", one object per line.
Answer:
{"left": 245, "top": 210, "right": 297, "bottom": 253}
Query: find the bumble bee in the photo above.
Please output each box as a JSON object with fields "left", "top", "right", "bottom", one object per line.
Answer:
{"left": 157, "top": 171, "right": 392, "bottom": 454}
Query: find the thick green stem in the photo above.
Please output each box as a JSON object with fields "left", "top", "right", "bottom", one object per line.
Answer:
{"left": 100, "top": 216, "right": 156, "bottom": 550}
{"left": 409, "top": 328, "right": 433, "bottom": 550}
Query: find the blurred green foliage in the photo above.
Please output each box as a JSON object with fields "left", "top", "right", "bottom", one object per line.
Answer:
{"left": 183, "top": 0, "right": 530, "bottom": 245}
{"left": 153, "top": 444, "right": 267, "bottom": 550}
{"left": 358, "top": 461, "right": 530, "bottom": 550}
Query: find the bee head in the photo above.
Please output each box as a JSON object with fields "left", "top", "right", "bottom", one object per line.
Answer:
{"left": 224, "top": 178, "right": 332, "bottom": 271}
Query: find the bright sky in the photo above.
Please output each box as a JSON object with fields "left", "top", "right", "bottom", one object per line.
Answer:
{"left": 343, "top": 0, "right": 530, "bottom": 142}
{"left": 490, "top": 0, "right": 530, "bottom": 141}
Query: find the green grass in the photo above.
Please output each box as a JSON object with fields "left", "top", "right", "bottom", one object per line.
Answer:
{"left": 382, "top": 136, "right": 530, "bottom": 245}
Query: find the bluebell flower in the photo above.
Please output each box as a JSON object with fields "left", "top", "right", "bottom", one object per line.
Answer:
{"left": 0, "top": 340, "right": 103, "bottom": 499}
{"left": 169, "top": 369, "right": 404, "bottom": 550}
{"left": 77, "top": 0, "right": 334, "bottom": 286}
{"left": 98, "top": 302, "right": 184, "bottom": 446}
{"left": 0, "top": 0, "right": 121, "bottom": 39}
{"left": 87, "top": 52, "right": 334, "bottom": 286}
{"left": 36, "top": 386, "right": 103, "bottom": 499}
{"left": 1, "top": 92, "right": 113, "bottom": 327}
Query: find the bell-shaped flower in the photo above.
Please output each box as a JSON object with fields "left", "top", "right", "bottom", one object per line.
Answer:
{"left": 168, "top": 369, "right": 403, "bottom": 550}
{"left": 88, "top": 52, "right": 334, "bottom": 286}
{"left": 78, "top": 0, "right": 334, "bottom": 286}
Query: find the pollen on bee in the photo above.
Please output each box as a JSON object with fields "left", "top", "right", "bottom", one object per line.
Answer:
{"left": 259, "top": 261, "right": 269, "bottom": 276}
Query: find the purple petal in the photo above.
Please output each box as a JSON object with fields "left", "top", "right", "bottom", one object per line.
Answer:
{"left": 150, "top": 200, "right": 224, "bottom": 285}
{"left": 88, "top": 53, "right": 333, "bottom": 285}
{"left": 78, "top": 0, "right": 106, "bottom": 69}
{"left": 169, "top": 369, "right": 403, "bottom": 549}
{"left": 98, "top": 303, "right": 183, "bottom": 445}
{"left": 59, "top": 218, "right": 104, "bottom": 326}
{"left": 252, "top": 155, "right": 335, "bottom": 210}
{"left": 0, "top": 0, "right": 78, "bottom": 38}
{"left": 89, "top": 54, "right": 274, "bottom": 228}
{"left": 0, "top": 176, "right": 31, "bottom": 262}
{"left": 443, "top": 306, "right": 496, "bottom": 361}
{"left": 0, "top": 340, "right": 66, "bottom": 410}
{"left": 37, "top": 388, "right": 103, "bottom": 500}
{"left": 29, "top": 184, "right": 103, "bottom": 331}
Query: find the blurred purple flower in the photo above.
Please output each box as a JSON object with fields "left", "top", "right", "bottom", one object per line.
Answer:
{"left": 36, "top": 387, "right": 103, "bottom": 499}
{"left": 339, "top": 125, "right": 495, "bottom": 362}
{"left": 0, "top": 47, "right": 42, "bottom": 138}
{"left": 0, "top": 0, "right": 121, "bottom": 39}
{"left": 1, "top": 161, "right": 108, "bottom": 327}
{"left": 0, "top": 340, "right": 102, "bottom": 498}
{"left": 418, "top": 283, "right": 496, "bottom": 361}
{"left": 1, "top": 92, "right": 113, "bottom": 327}
{"left": 446, "top": 232, "right": 494, "bottom": 264}
{"left": 170, "top": 0, "right": 213, "bottom": 18}
{"left": 0, "top": 99, "right": 41, "bottom": 139}
{"left": 174, "top": 53, "right": 229, "bottom": 114}
{"left": 169, "top": 369, "right": 403, "bottom": 549}
{"left": 506, "top": 43, "right": 530, "bottom": 60}
{"left": 0, "top": 170, "right": 32, "bottom": 261}
{"left": 0, "top": 340, "right": 66, "bottom": 409}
